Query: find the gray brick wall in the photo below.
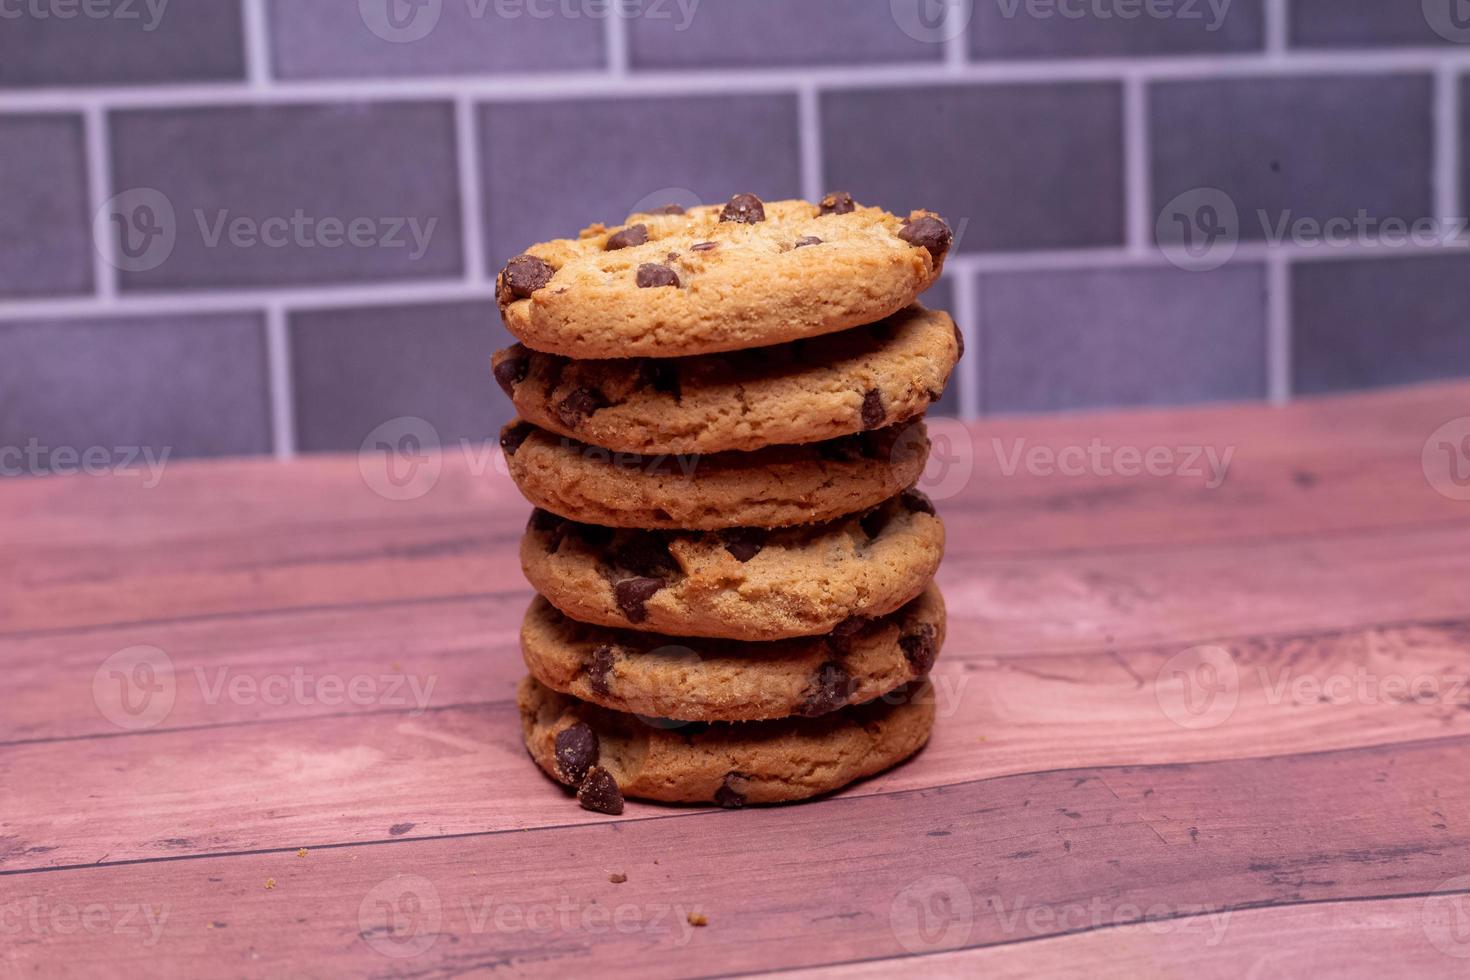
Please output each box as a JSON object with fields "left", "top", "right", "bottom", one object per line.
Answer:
{"left": 2, "top": 0, "right": 1468, "bottom": 469}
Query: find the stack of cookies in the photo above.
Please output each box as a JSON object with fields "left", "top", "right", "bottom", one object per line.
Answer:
{"left": 492, "top": 192, "right": 958, "bottom": 813}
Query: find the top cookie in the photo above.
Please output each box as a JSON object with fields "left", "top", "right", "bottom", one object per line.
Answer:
{"left": 496, "top": 193, "right": 953, "bottom": 359}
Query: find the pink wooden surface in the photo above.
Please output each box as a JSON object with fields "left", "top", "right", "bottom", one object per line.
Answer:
{"left": 4, "top": 382, "right": 1470, "bottom": 977}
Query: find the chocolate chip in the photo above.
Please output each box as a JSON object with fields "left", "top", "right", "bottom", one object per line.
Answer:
{"left": 861, "top": 389, "right": 885, "bottom": 429}
{"left": 652, "top": 203, "right": 686, "bottom": 215}
{"left": 900, "top": 487, "right": 936, "bottom": 516}
{"left": 721, "top": 528, "right": 766, "bottom": 563}
{"left": 900, "top": 624, "right": 938, "bottom": 674}
{"left": 636, "top": 263, "right": 680, "bottom": 288}
{"left": 925, "top": 388, "right": 943, "bottom": 402}
{"left": 615, "top": 532, "right": 678, "bottom": 579}
{"left": 720, "top": 193, "right": 765, "bottom": 224}
{"left": 636, "top": 359, "right": 681, "bottom": 399}
{"left": 953, "top": 322, "right": 965, "bottom": 360}
{"left": 614, "top": 577, "right": 664, "bottom": 623}
{"left": 554, "top": 722, "right": 598, "bottom": 785}
{"left": 794, "top": 236, "right": 823, "bottom": 248}
{"left": 493, "top": 346, "right": 529, "bottom": 397}
{"left": 499, "top": 421, "right": 533, "bottom": 457}
{"left": 690, "top": 241, "right": 718, "bottom": 252}
{"left": 859, "top": 508, "right": 886, "bottom": 540}
{"left": 588, "top": 645, "right": 616, "bottom": 696}
{"left": 714, "top": 772, "right": 750, "bottom": 809}
{"left": 576, "top": 766, "right": 624, "bottom": 814}
{"left": 819, "top": 191, "right": 856, "bottom": 216}
{"left": 555, "top": 387, "right": 607, "bottom": 428}
{"left": 898, "top": 215, "right": 953, "bottom": 259}
{"left": 605, "top": 224, "right": 648, "bottom": 250}
{"left": 800, "top": 662, "right": 854, "bottom": 717}
{"left": 499, "top": 254, "right": 554, "bottom": 301}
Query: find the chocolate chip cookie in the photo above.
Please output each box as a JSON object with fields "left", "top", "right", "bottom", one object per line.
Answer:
{"left": 519, "top": 489, "right": 944, "bottom": 641}
{"left": 493, "top": 304, "right": 961, "bottom": 455}
{"left": 518, "top": 674, "right": 935, "bottom": 807}
{"left": 500, "top": 418, "right": 930, "bottom": 530}
{"left": 496, "top": 194, "right": 953, "bottom": 358}
{"left": 520, "top": 584, "right": 945, "bottom": 721}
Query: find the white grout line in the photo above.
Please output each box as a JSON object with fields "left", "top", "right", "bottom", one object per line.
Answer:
{"left": 1123, "top": 73, "right": 1151, "bottom": 255}
{"left": 1435, "top": 65, "right": 1462, "bottom": 224}
{"left": 797, "top": 84, "right": 823, "bottom": 203}
{"left": 952, "top": 268, "right": 981, "bottom": 419}
{"left": 4, "top": 51, "right": 1470, "bottom": 112}
{"left": 264, "top": 304, "right": 296, "bottom": 459}
{"left": 455, "top": 96, "right": 488, "bottom": 284}
{"left": 603, "top": 3, "right": 629, "bottom": 77}
{"left": 944, "top": 0, "right": 971, "bottom": 70}
{"left": 81, "top": 104, "right": 117, "bottom": 300}
{"left": 240, "top": 0, "right": 274, "bottom": 88}
{"left": 1266, "top": 254, "right": 1291, "bottom": 405}
{"left": 1264, "top": 0, "right": 1289, "bottom": 59}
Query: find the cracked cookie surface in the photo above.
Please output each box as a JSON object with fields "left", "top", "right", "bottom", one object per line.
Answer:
{"left": 519, "top": 489, "right": 945, "bottom": 641}
{"left": 493, "top": 304, "right": 961, "bottom": 455}
{"left": 520, "top": 585, "right": 945, "bottom": 722}
{"left": 496, "top": 195, "right": 952, "bottom": 358}
{"left": 500, "top": 419, "right": 930, "bottom": 530}
{"left": 518, "top": 674, "right": 935, "bottom": 806}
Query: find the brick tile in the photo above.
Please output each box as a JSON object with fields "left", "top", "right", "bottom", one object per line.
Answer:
{"left": 479, "top": 95, "right": 801, "bottom": 269}
{"left": 109, "top": 102, "right": 463, "bottom": 290}
{"left": 822, "top": 83, "right": 1125, "bottom": 252}
{"left": 0, "top": 114, "right": 92, "bottom": 298}
{"left": 979, "top": 264, "right": 1268, "bottom": 413}
{"left": 628, "top": 0, "right": 941, "bottom": 69}
{"left": 290, "top": 300, "right": 508, "bottom": 453}
{"left": 971, "top": 0, "right": 1264, "bottom": 58}
{"left": 919, "top": 276, "right": 962, "bottom": 417}
{"left": 1291, "top": 0, "right": 1467, "bottom": 47}
{"left": 1151, "top": 76, "right": 1434, "bottom": 244}
{"left": 0, "top": 313, "right": 270, "bottom": 473}
{"left": 1292, "top": 255, "right": 1470, "bottom": 394}
{"left": 268, "top": 0, "right": 603, "bottom": 79}
{"left": 0, "top": 0, "right": 244, "bottom": 87}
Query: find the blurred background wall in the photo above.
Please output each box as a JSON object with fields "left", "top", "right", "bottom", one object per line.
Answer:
{"left": 2, "top": 0, "right": 1469, "bottom": 472}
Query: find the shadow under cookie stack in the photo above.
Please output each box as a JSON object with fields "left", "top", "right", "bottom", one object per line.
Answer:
{"left": 493, "top": 192, "right": 959, "bottom": 814}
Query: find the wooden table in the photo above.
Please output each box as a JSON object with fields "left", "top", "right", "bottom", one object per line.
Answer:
{"left": 5, "top": 383, "right": 1470, "bottom": 978}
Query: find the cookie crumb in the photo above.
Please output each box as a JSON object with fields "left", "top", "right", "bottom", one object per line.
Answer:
{"left": 296, "top": 848, "right": 308, "bottom": 858}
{"left": 608, "top": 871, "right": 627, "bottom": 884}
{"left": 688, "top": 912, "right": 708, "bottom": 927}
{"left": 264, "top": 878, "right": 276, "bottom": 890}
